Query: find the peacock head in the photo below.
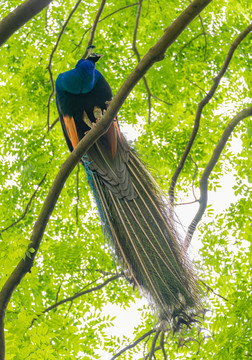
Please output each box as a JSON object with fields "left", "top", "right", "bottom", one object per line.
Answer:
{"left": 86, "top": 45, "right": 103, "bottom": 63}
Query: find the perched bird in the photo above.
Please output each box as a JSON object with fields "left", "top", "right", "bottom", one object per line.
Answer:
{"left": 55, "top": 46, "right": 200, "bottom": 325}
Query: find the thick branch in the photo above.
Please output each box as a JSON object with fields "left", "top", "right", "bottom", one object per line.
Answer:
{"left": 169, "top": 23, "right": 252, "bottom": 206}
{"left": 0, "top": 1, "right": 213, "bottom": 357}
{"left": 111, "top": 329, "right": 156, "bottom": 360}
{"left": 184, "top": 105, "right": 252, "bottom": 249}
{"left": 82, "top": 0, "right": 107, "bottom": 59}
{"left": 149, "top": 329, "right": 161, "bottom": 360}
{"left": 0, "top": 0, "right": 53, "bottom": 47}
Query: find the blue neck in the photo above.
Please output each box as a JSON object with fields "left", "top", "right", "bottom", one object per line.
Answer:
{"left": 55, "top": 59, "right": 101, "bottom": 95}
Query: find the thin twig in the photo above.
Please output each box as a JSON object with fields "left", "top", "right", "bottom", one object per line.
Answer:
{"left": 82, "top": 0, "right": 107, "bottom": 59}
{"left": 0, "top": 174, "right": 47, "bottom": 234}
{"left": 151, "top": 94, "right": 172, "bottom": 106}
{"left": 169, "top": 23, "right": 252, "bottom": 208}
{"left": 198, "top": 13, "right": 207, "bottom": 61}
{"left": 47, "top": 0, "right": 83, "bottom": 132}
{"left": 30, "top": 274, "right": 120, "bottom": 327}
{"left": 190, "top": 0, "right": 208, "bottom": 60}
{"left": 186, "top": 77, "right": 207, "bottom": 95}
{"left": 175, "top": 33, "right": 204, "bottom": 59}
{"left": 45, "top": 274, "right": 119, "bottom": 312}
{"left": 184, "top": 104, "right": 252, "bottom": 249}
{"left": 132, "top": 0, "right": 152, "bottom": 124}
{"left": 110, "top": 329, "right": 156, "bottom": 360}
{"left": 200, "top": 279, "right": 228, "bottom": 301}
{"left": 48, "top": 117, "right": 59, "bottom": 132}
{"left": 75, "top": 3, "right": 138, "bottom": 50}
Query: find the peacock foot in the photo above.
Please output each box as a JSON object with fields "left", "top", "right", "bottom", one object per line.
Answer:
{"left": 93, "top": 106, "right": 103, "bottom": 122}
{"left": 105, "top": 99, "right": 112, "bottom": 108}
{"left": 83, "top": 110, "right": 96, "bottom": 130}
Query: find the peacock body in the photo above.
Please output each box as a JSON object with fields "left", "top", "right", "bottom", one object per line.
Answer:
{"left": 55, "top": 50, "right": 200, "bottom": 323}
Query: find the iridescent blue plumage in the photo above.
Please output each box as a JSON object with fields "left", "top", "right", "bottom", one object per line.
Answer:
{"left": 55, "top": 59, "right": 101, "bottom": 95}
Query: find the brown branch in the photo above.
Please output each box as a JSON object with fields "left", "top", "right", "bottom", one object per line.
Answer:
{"left": 186, "top": 77, "right": 207, "bottom": 94}
{"left": 48, "top": 117, "right": 59, "bottom": 132}
{"left": 31, "top": 274, "right": 120, "bottom": 326}
{"left": 149, "top": 329, "right": 161, "bottom": 360}
{"left": 175, "top": 32, "right": 205, "bottom": 59}
{"left": 169, "top": 23, "right": 252, "bottom": 207}
{"left": 200, "top": 279, "right": 228, "bottom": 302}
{"left": 132, "top": 0, "right": 152, "bottom": 124}
{"left": 184, "top": 104, "right": 252, "bottom": 249}
{"left": 47, "top": 0, "right": 83, "bottom": 132}
{"left": 159, "top": 332, "right": 167, "bottom": 360}
{"left": 0, "top": 0, "right": 53, "bottom": 47}
{"left": 111, "top": 329, "right": 156, "bottom": 360}
{"left": 150, "top": 94, "right": 172, "bottom": 106}
{"left": 198, "top": 13, "right": 207, "bottom": 61}
{"left": 144, "top": 347, "right": 162, "bottom": 360}
{"left": 82, "top": 0, "right": 107, "bottom": 59}
{"left": 0, "top": 173, "right": 47, "bottom": 234}
{"left": 44, "top": 274, "right": 119, "bottom": 312}
{"left": 0, "top": 1, "right": 213, "bottom": 357}
{"left": 75, "top": 3, "right": 138, "bottom": 50}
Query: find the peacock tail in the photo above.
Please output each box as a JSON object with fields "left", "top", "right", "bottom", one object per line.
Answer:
{"left": 82, "top": 132, "right": 200, "bottom": 322}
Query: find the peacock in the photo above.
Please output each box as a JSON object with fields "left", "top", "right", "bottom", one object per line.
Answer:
{"left": 55, "top": 46, "right": 201, "bottom": 325}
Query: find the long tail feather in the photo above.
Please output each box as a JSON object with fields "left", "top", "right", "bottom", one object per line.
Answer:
{"left": 82, "top": 133, "right": 201, "bottom": 323}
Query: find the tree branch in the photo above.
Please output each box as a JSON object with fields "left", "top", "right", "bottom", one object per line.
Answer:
{"left": 47, "top": 0, "right": 83, "bottom": 132}
{"left": 159, "top": 331, "right": 167, "bottom": 360}
{"left": 0, "top": 1, "right": 213, "bottom": 357}
{"left": 110, "top": 329, "right": 156, "bottom": 360}
{"left": 31, "top": 274, "right": 120, "bottom": 326}
{"left": 168, "top": 23, "right": 252, "bottom": 206}
{"left": 149, "top": 329, "right": 161, "bottom": 360}
{"left": 184, "top": 105, "right": 252, "bottom": 249}
{"left": 75, "top": 3, "right": 138, "bottom": 50}
{"left": 82, "top": 0, "right": 107, "bottom": 59}
{"left": 132, "top": 0, "right": 152, "bottom": 124}
{"left": 0, "top": 0, "right": 53, "bottom": 47}
{"left": 200, "top": 279, "right": 228, "bottom": 302}
{"left": 0, "top": 173, "right": 47, "bottom": 234}
{"left": 150, "top": 94, "right": 172, "bottom": 106}
{"left": 175, "top": 32, "right": 205, "bottom": 59}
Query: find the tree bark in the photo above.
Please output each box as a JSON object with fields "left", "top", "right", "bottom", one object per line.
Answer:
{"left": 0, "top": 0, "right": 53, "bottom": 47}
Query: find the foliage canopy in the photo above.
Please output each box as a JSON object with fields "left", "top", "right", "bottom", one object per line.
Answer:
{"left": 0, "top": 0, "right": 251, "bottom": 359}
